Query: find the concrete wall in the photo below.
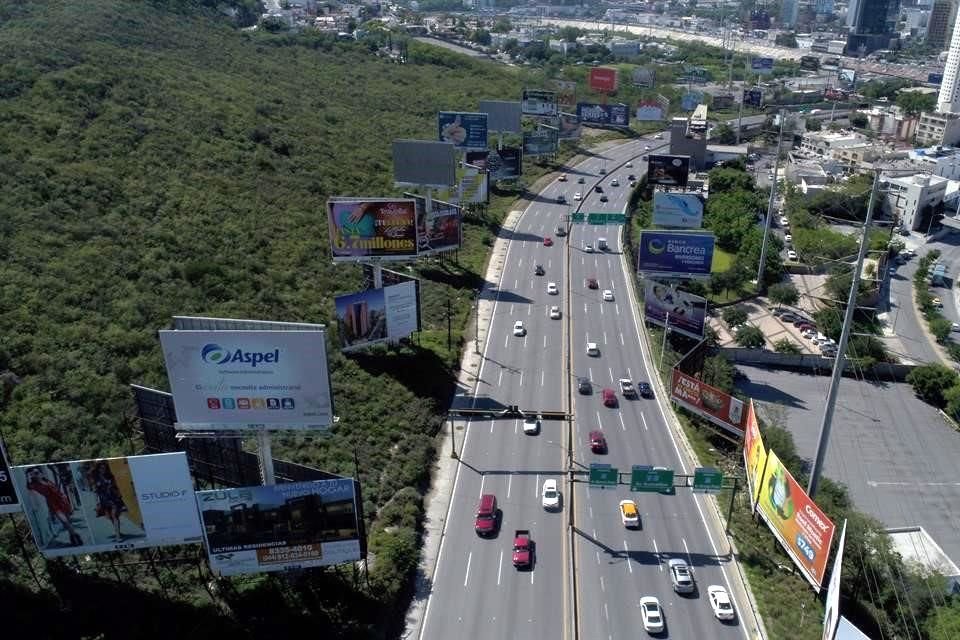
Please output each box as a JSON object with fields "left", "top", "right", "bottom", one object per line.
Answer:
{"left": 720, "top": 347, "right": 917, "bottom": 381}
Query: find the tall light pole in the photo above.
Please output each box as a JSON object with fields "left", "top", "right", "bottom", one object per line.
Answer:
{"left": 659, "top": 312, "right": 670, "bottom": 373}
{"left": 756, "top": 109, "right": 786, "bottom": 294}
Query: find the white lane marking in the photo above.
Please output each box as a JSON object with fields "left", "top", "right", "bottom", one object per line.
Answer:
{"left": 600, "top": 303, "right": 604, "bottom": 315}
{"left": 523, "top": 335, "right": 527, "bottom": 349}
{"left": 615, "top": 304, "right": 620, "bottom": 315}
{"left": 581, "top": 256, "right": 584, "bottom": 266}
{"left": 589, "top": 505, "right": 593, "bottom": 519}
{"left": 627, "top": 367, "right": 633, "bottom": 379}
{"left": 541, "top": 370, "right": 545, "bottom": 387}
{"left": 543, "top": 335, "right": 547, "bottom": 348}
{"left": 514, "top": 419, "right": 519, "bottom": 434}
{"left": 498, "top": 369, "right": 503, "bottom": 387}
{"left": 619, "top": 413, "right": 626, "bottom": 432}
{"left": 536, "top": 473, "right": 540, "bottom": 496}
{"left": 596, "top": 551, "right": 601, "bottom": 565}
{"left": 504, "top": 334, "right": 509, "bottom": 348}
{"left": 588, "top": 367, "right": 594, "bottom": 381}
{"left": 604, "top": 603, "right": 609, "bottom": 621}
{"left": 652, "top": 539, "right": 662, "bottom": 571}
{"left": 514, "top": 279, "right": 518, "bottom": 289}
{"left": 624, "top": 541, "right": 633, "bottom": 573}
{"left": 641, "top": 413, "right": 649, "bottom": 431}
{"left": 479, "top": 475, "right": 486, "bottom": 496}
{"left": 596, "top": 410, "right": 602, "bottom": 427}
{"left": 600, "top": 576, "right": 606, "bottom": 593}
{"left": 519, "top": 371, "right": 524, "bottom": 387}
{"left": 519, "top": 258, "right": 523, "bottom": 266}
{"left": 464, "top": 552, "right": 472, "bottom": 586}
{"left": 608, "top": 367, "right": 614, "bottom": 383}
{"left": 507, "top": 474, "right": 513, "bottom": 498}
{"left": 497, "top": 550, "right": 503, "bottom": 585}
{"left": 528, "top": 305, "right": 532, "bottom": 316}
{"left": 603, "top": 331, "right": 608, "bottom": 345}
{"left": 584, "top": 302, "right": 588, "bottom": 315}
{"left": 510, "top": 303, "right": 514, "bottom": 315}
{"left": 683, "top": 538, "right": 693, "bottom": 567}
{"left": 619, "top": 332, "right": 624, "bottom": 345}
{"left": 585, "top": 331, "right": 590, "bottom": 343}
{"left": 548, "top": 259, "right": 552, "bottom": 269}
{"left": 531, "top": 571, "right": 534, "bottom": 585}
{"left": 610, "top": 280, "right": 615, "bottom": 290}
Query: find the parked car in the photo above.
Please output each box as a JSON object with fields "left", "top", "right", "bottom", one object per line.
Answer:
{"left": 779, "top": 216, "right": 790, "bottom": 226}
{"left": 787, "top": 249, "right": 798, "bottom": 261}
{"left": 589, "top": 429, "right": 607, "bottom": 453}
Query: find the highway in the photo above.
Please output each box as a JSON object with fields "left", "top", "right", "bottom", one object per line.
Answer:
{"left": 420, "top": 134, "right": 748, "bottom": 639}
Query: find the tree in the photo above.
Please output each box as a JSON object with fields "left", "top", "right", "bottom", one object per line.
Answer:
{"left": 931, "top": 317, "right": 953, "bottom": 343}
{"left": 472, "top": 29, "right": 491, "bottom": 46}
{"left": 805, "top": 117, "right": 822, "bottom": 131}
{"left": 735, "top": 324, "right": 765, "bottom": 348}
{"left": 774, "top": 338, "right": 801, "bottom": 354}
{"left": 559, "top": 26, "right": 581, "bottom": 43}
{"left": 711, "top": 122, "right": 737, "bottom": 143}
{"left": 722, "top": 305, "right": 748, "bottom": 327}
{"left": 492, "top": 17, "right": 512, "bottom": 33}
{"left": 768, "top": 282, "right": 799, "bottom": 308}
{"left": 896, "top": 91, "right": 936, "bottom": 116}
{"left": 906, "top": 364, "right": 959, "bottom": 407}
{"left": 925, "top": 598, "right": 960, "bottom": 640}
{"left": 701, "top": 354, "right": 734, "bottom": 391}
{"left": 850, "top": 112, "right": 868, "bottom": 128}
{"left": 775, "top": 33, "right": 798, "bottom": 48}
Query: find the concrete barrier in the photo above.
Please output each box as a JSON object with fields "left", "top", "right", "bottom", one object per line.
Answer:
{"left": 720, "top": 347, "right": 917, "bottom": 381}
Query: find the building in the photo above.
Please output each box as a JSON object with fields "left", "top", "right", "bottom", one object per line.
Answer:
{"left": 860, "top": 105, "right": 919, "bottom": 141}
{"left": 916, "top": 111, "right": 960, "bottom": 145}
{"left": 936, "top": 13, "right": 960, "bottom": 113}
{"left": 668, "top": 117, "right": 707, "bottom": 169}
{"left": 908, "top": 145, "right": 960, "bottom": 179}
{"left": 927, "top": 0, "right": 956, "bottom": 49}
{"left": 899, "top": 7, "right": 929, "bottom": 41}
{"left": 781, "top": 0, "right": 800, "bottom": 27}
{"left": 845, "top": 0, "right": 900, "bottom": 55}
{"left": 815, "top": 0, "right": 836, "bottom": 15}
{"left": 882, "top": 172, "right": 949, "bottom": 230}
{"left": 799, "top": 130, "right": 880, "bottom": 164}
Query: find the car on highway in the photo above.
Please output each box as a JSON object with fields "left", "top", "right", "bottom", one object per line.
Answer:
{"left": 599, "top": 194, "right": 608, "bottom": 202}
{"left": 618, "top": 378, "right": 636, "bottom": 398}
{"left": 654, "top": 133, "right": 663, "bottom": 139}
{"left": 594, "top": 184, "right": 603, "bottom": 193}
{"left": 584, "top": 243, "right": 594, "bottom": 253}
{"left": 888, "top": 267, "right": 896, "bottom": 275}
{"left": 574, "top": 191, "right": 582, "bottom": 200}
{"left": 558, "top": 173, "right": 567, "bottom": 182}
{"left": 586, "top": 277, "right": 598, "bottom": 289}
{"left": 629, "top": 180, "right": 637, "bottom": 188}
{"left": 668, "top": 558, "right": 695, "bottom": 594}
{"left": 619, "top": 499, "right": 640, "bottom": 528}
{"left": 578, "top": 377, "right": 592, "bottom": 394}
{"left": 577, "top": 176, "right": 585, "bottom": 183}
{"left": 644, "top": 144, "right": 651, "bottom": 151}
{"left": 610, "top": 178, "right": 619, "bottom": 187}
{"left": 513, "top": 320, "right": 526, "bottom": 336}
{"left": 543, "top": 236, "right": 553, "bottom": 247}
{"left": 627, "top": 173, "right": 636, "bottom": 181}
{"left": 541, "top": 479, "right": 560, "bottom": 510}
{"left": 787, "top": 249, "right": 798, "bottom": 261}
{"left": 625, "top": 161, "right": 633, "bottom": 167}
{"left": 589, "top": 429, "right": 606, "bottom": 453}
{"left": 547, "top": 282, "right": 558, "bottom": 295}
{"left": 474, "top": 494, "right": 498, "bottom": 536}
{"left": 638, "top": 381, "right": 654, "bottom": 398}
{"left": 512, "top": 530, "right": 533, "bottom": 569}
{"left": 556, "top": 194, "right": 566, "bottom": 204}
{"left": 550, "top": 305, "right": 561, "bottom": 319}
{"left": 523, "top": 415, "right": 540, "bottom": 435}
{"left": 534, "top": 264, "right": 545, "bottom": 276}
{"left": 640, "top": 596, "right": 664, "bottom": 633}
{"left": 586, "top": 342, "right": 599, "bottom": 356}
{"left": 601, "top": 388, "right": 617, "bottom": 407}
{"left": 708, "top": 585, "right": 736, "bottom": 620}
{"left": 602, "top": 289, "right": 614, "bottom": 301}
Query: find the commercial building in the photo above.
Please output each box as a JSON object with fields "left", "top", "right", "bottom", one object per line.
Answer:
{"left": 936, "top": 13, "right": 960, "bottom": 114}
{"left": 882, "top": 172, "right": 950, "bottom": 231}
{"left": 669, "top": 116, "right": 707, "bottom": 169}
{"left": 899, "top": 7, "right": 930, "bottom": 42}
{"left": 926, "top": 0, "right": 956, "bottom": 50}
{"left": 907, "top": 145, "right": 960, "bottom": 179}
{"left": 860, "top": 105, "right": 919, "bottom": 141}
{"left": 799, "top": 130, "right": 880, "bottom": 164}
{"left": 916, "top": 111, "right": 960, "bottom": 146}
{"left": 845, "top": 0, "right": 900, "bottom": 55}
{"left": 781, "top": 0, "right": 799, "bottom": 28}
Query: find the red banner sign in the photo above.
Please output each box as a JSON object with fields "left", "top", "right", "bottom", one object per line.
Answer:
{"left": 589, "top": 67, "right": 618, "bottom": 93}
{"left": 670, "top": 369, "right": 746, "bottom": 437}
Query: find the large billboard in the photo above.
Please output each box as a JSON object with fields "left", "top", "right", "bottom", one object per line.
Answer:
{"left": 822, "top": 520, "right": 847, "bottom": 640}
{"left": 928, "top": 72, "right": 943, "bottom": 85}
{"left": 13, "top": 452, "right": 201, "bottom": 558}
{"left": 553, "top": 79, "right": 577, "bottom": 110}
{"left": 558, "top": 112, "right": 582, "bottom": 139}
{"left": 644, "top": 281, "right": 707, "bottom": 339}
{"left": 636, "top": 96, "right": 668, "bottom": 122}
{"left": 647, "top": 154, "right": 691, "bottom": 189}
{"left": 335, "top": 282, "right": 418, "bottom": 351}
{"left": 438, "top": 112, "right": 488, "bottom": 149}
{"left": 408, "top": 194, "right": 461, "bottom": 255}
{"left": 523, "top": 128, "right": 559, "bottom": 156}
{"left": 712, "top": 94, "right": 734, "bottom": 110}
{"left": 577, "top": 103, "right": 630, "bottom": 127}
{"left": 467, "top": 148, "right": 521, "bottom": 181}
{"left": 751, "top": 57, "right": 774, "bottom": 74}
{"left": 159, "top": 329, "right": 335, "bottom": 430}
{"left": 838, "top": 68, "right": 856, "bottom": 89}
{"left": 0, "top": 440, "right": 20, "bottom": 514}
{"left": 633, "top": 67, "right": 655, "bottom": 88}
{"left": 327, "top": 198, "right": 418, "bottom": 262}
{"left": 680, "top": 91, "right": 704, "bottom": 111}
{"left": 670, "top": 369, "right": 746, "bottom": 437}
{"left": 521, "top": 89, "right": 558, "bottom": 116}
{"left": 589, "top": 67, "right": 619, "bottom": 93}
{"left": 743, "top": 399, "right": 767, "bottom": 505}
{"left": 198, "top": 478, "right": 363, "bottom": 576}
{"left": 637, "top": 230, "right": 715, "bottom": 277}
{"left": 800, "top": 55, "right": 820, "bottom": 71}
{"left": 653, "top": 192, "right": 704, "bottom": 228}
{"left": 392, "top": 140, "right": 456, "bottom": 187}
{"left": 757, "top": 450, "right": 836, "bottom": 591}
{"left": 743, "top": 87, "right": 764, "bottom": 108}
{"left": 478, "top": 100, "right": 522, "bottom": 133}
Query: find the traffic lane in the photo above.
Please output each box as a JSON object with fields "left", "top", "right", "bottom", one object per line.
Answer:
{"left": 885, "top": 258, "right": 941, "bottom": 364}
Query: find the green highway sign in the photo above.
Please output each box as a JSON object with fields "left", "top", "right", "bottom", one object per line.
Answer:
{"left": 589, "top": 463, "right": 619, "bottom": 488}
{"left": 586, "top": 212, "right": 627, "bottom": 225}
{"left": 693, "top": 467, "right": 723, "bottom": 493}
{"left": 571, "top": 212, "right": 585, "bottom": 223}
{"left": 631, "top": 465, "right": 674, "bottom": 493}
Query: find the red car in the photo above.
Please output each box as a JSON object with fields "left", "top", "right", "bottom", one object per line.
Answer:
{"left": 586, "top": 277, "right": 599, "bottom": 289}
{"left": 602, "top": 388, "right": 618, "bottom": 407}
{"left": 543, "top": 237, "right": 553, "bottom": 247}
{"left": 589, "top": 430, "right": 607, "bottom": 453}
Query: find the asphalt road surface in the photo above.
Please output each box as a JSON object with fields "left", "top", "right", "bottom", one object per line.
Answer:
{"left": 420, "top": 134, "right": 748, "bottom": 639}
{"left": 736, "top": 364, "right": 960, "bottom": 565}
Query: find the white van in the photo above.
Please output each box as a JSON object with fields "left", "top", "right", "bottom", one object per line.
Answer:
{"left": 598, "top": 237, "right": 608, "bottom": 251}
{"left": 586, "top": 342, "right": 600, "bottom": 357}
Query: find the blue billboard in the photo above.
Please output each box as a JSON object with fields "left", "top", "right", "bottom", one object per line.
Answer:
{"left": 680, "top": 91, "right": 703, "bottom": 111}
{"left": 928, "top": 73, "right": 943, "bottom": 85}
{"left": 576, "top": 102, "right": 630, "bottom": 127}
{"left": 438, "top": 112, "right": 488, "bottom": 149}
{"left": 743, "top": 88, "right": 764, "bottom": 108}
{"left": 751, "top": 57, "right": 774, "bottom": 74}
{"left": 637, "top": 231, "right": 715, "bottom": 277}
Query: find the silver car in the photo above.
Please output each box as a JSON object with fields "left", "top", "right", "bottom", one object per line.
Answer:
{"left": 668, "top": 558, "right": 695, "bottom": 594}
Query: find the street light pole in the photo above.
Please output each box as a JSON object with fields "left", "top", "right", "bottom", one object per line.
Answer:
{"left": 756, "top": 109, "right": 786, "bottom": 294}
{"left": 659, "top": 312, "right": 670, "bottom": 373}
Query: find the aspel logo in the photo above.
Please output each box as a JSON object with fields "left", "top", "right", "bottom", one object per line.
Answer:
{"left": 201, "top": 344, "right": 280, "bottom": 368}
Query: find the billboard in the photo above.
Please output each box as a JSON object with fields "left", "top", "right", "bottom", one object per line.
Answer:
{"left": 636, "top": 95, "right": 669, "bottom": 121}
{"left": 743, "top": 87, "right": 764, "bottom": 108}
{"left": 838, "top": 68, "right": 856, "bottom": 88}
{"left": 553, "top": 79, "right": 577, "bottom": 110}
{"left": 589, "top": 67, "right": 619, "bottom": 92}
{"left": 327, "top": 198, "right": 417, "bottom": 262}
{"left": 711, "top": 94, "right": 734, "bottom": 110}
{"left": 653, "top": 192, "right": 704, "bottom": 228}
{"left": 521, "top": 89, "right": 558, "bottom": 116}
{"left": 822, "top": 520, "right": 847, "bottom": 640}
{"left": 0, "top": 440, "right": 20, "bottom": 514}
{"left": 633, "top": 67, "right": 655, "bottom": 88}
{"left": 757, "top": 450, "right": 836, "bottom": 591}
{"left": 800, "top": 55, "right": 820, "bottom": 71}
{"left": 335, "top": 282, "right": 419, "bottom": 350}
{"left": 680, "top": 91, "right": 704, "bottom": 111}
{"left": 638, "top": 230, "right": 714, "bottom": 277}
{"left": 478, "top": 99, "right": 522, "bottom": 133}
{"left": 459, "top": 165, "right": 489, "bottom": 203}
{"left": 523, "top": 128, "right": 559, "bottom": 156}
{"left": 198, "top": 478, "right": 363, "bottom": 576}
{"left": 468, "top": 147, "right": 521, "bottom": 180}
{"left": 928, "top": 73, "right": 943, "bottom": 85}
{"left": 409, "top": 194, "right": 461, "bottom": 255}
{"left": 558, "top": 112, "right": 582, "bottom": 139}
{"left": 577, "top": 103, "right": 630, "bottom": 127}
{"left": 751, "top": 57, "right": 774, "bottom": 74}
{"left": 159, "top": 329, "right": 334, "bottom": 430}
{"left": 647, "top": 154, "right": 691, "bottom": 188}
{"left": 438, "top": 112, "right": 488, "bottom": 149}
{"left": 392, "top": 140, "right": 456, "bottom": 187}
{"left": 670, "top": 369, "right": 746, "bottom": 437}
{"left": 644, "top": 281, "right": 707, "bottom": 339}
{"left": 13, "top": 452, "right": 201, "bottom": 558}
{"left": 742, "top": 399, "right": 767, "bottom": 505}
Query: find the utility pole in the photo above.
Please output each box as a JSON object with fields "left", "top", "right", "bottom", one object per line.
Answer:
{"left": 756, "top": 109, "right": 786, "bottom": 294}
{"left": 807, "top": 170, "right": 881, "bottom": 498}
{"left": 659, "top": 312, "right": 670, "bottom": 372}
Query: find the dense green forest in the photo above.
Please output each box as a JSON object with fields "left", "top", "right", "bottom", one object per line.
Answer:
{"left": 0, "top": 1, "right": 559, "bottom": 636}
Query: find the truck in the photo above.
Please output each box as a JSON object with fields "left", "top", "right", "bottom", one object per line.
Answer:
{"left": 597, "top": 237, "right": 608, "bottom": 251}
{"left": 512, "top": 529, "right": 533, "bottom": 569}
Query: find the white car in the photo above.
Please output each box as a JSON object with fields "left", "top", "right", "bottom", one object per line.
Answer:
{"left": 619, "top": 499, "right": 640, "bottom": 528}
{"left": 586, "top": 342, "right": 600, "bottom": 357}
{"left": 640, "top": 596, "right": 664, "bottom": 633}
{"left": 574, "top": 191, "right": 582, "bottom": 201}
{"left": 784, "top": 234, "right": 792, "bottom": 243}
{"left": 610, "top": 178, "right": 619, "bottom": 186}
{"left": 644, "top": 144, "right": 651, "bottom": 151}
{"left": 779, "top": 216, "right": 789, "bottom": 226}
{"left": 550, "top": 305, "right": 561, "bottom": 319}
{"left": 625, "top": 161, "right": 633, "bottom": 168}
{"left": 787, "top": 250, "right": 798, "bottom": 261}
{"left": 541, "top": 479, "right": 560, "bottom": 510}
{"left": 602, "top": 289, "right": 614, "bottom": 301}
{"left": 584, "top": 243, "right": 594, "bottom": 253}
{"left": 654, "top": 133, "right": 663, "bottom": 139}
{"left": 513, "top": 320, "right": 526, "bottom": 336}
{"left": 523, "top": 415, "right": 540, "bottom": 435}
{"left": 547, "top": 282, "right": 558, "bottom": 295}
{"left": 707, "top": 585, "right": 736, "bottom": 620}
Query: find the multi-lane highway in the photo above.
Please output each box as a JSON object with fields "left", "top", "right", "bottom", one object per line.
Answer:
{"left": 420, "top": 135, "right": 748, "bottom": 639}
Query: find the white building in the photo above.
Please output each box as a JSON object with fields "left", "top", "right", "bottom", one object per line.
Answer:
{"left": 916, "top": 111, "right": 960, "bottom": 146}
{"left": 799, "top": 130, "right": 879, "bottom": 164}
{"left": 937, "top": 13, "right": 960, "bottom": 114}
{"left": 860, "top": 105, "right": 918, "bottom": 141}
{"left": 883, "top": 173, "right": 950, "bottom": 231}
{"left": 907, "top": 146, "right": 960, "bottom": 180}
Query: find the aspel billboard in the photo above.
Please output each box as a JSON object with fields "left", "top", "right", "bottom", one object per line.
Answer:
{"left": 198, "top": 478, "right": 363, "bottom": 576}
{"left": 757, "top": 450, "right": 836, "bottom": 591}
{"left": 589, "top": 67, "right": 618, "bottom": 92}
{"left": 159, "top": 329, "right": 335, "bottom": 430}
{"left": 327, "top": 198, "right": 418, "bottom": 262}
{"left": 334, "top": 282, "right": 419, "bottom": 351}
{"left": 637, "top": 230, "right": 714, "bottom": 277}
{"left": 644, "top": 281, "right": 706, "bottom": 339}
{"left": 670, "top": 369, "right": 746, "bottom": 437}
{"left": 653, "top": 192, "right": 703, "bottom": 228}
{"left": 13, "top": 452, "right": 202, "bottom": 558}
{"left": 0, "top": 440, "right": 20, "bottom": 514}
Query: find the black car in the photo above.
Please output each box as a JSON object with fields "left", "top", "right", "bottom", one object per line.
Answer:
{"left": 577, "top": 176, "right": 585, "bottom": 184}
{"left": 594, "top": 185, "right": 603, "bottom": 193}
{"left": 557, "top": 194, "right": 566, "bottom": 204}
{"left": 578, "top": 377, "right": 592, "bottom": 394}
{"left": 627, "top": 173, "right": 636, "bottom": 181}
{"left": 534, "top": 264, "right": 545, "bottom": 276}
{"left": 637, "top": 382, "right": 653, "bottom": 398}
{"left": 599, "top": 195, "right": 608, "bottom": 202}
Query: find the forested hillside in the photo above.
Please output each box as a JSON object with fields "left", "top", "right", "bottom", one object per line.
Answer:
{"left": 0, "top": 1, "right": 539, "bottom": 636}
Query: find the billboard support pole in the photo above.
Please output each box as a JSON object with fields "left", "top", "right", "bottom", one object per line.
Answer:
{"left": 373, "top": 264, "right": 382, "bottom": 289}
{"left": 659, "top": 312, "right": 670, "bottom": 372}
{"left": 735, "top": 90, "right": 745, "bottom": 145}
{"left": 724, "top": 476, "right": 738, "bottom": 535}
{"left": 755, "top": 109, "right": 785, "bottom": 295}
{"left": 257, "top": 431, "right": 276, "bottom": 485}
{"left": 808, "top": 170, "right": 880, "bottom": 499}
